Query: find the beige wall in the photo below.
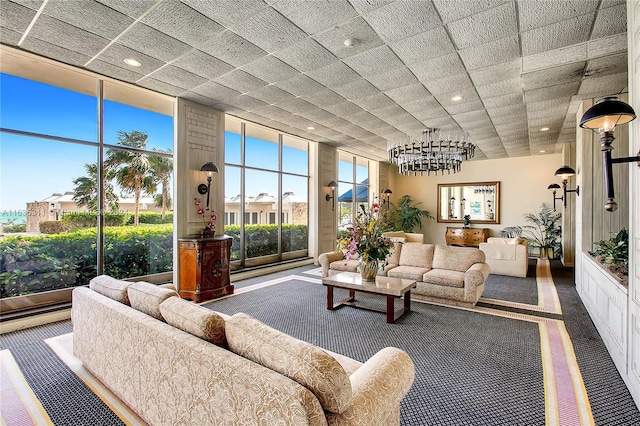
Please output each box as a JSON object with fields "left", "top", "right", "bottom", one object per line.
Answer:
{"left": 388, "top": 153, "right": 564, "bottom": 245}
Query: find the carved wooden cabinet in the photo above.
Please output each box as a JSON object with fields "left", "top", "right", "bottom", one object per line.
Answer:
{"left": 178, "top": 236, "right": 233, "bottom": 303}
{"left": 445, "top": 227, "right": 490, "bottom": 247}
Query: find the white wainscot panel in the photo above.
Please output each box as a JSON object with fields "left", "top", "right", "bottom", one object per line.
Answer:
{"left": 579, "top": 254, "right": 628, "bottom": 372}
{"left": 629, "top": 307, "right": 640, "bottom": 408}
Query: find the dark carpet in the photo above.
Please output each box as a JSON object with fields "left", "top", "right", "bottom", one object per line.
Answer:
{"left": 0, "top": 261, "right": 639, "bottom": 425}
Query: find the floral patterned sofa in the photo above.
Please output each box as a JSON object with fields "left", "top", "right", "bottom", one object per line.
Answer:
{"left": 319, "top": 243, "right": 490, "bottom": 308}
{"left": 72, "top": 276, "right": 415, "bottom": 426}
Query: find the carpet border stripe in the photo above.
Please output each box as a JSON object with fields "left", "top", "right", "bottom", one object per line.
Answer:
{"left": 0, "top": 349, "right": 53, "bottom": 426}
{"left": 44, "top": 333, "right": 147, "bottom": 425}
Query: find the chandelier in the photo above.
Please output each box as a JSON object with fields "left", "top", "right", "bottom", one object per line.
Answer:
{"left": 387, "top": 128, "right": 476, "bottom": 175}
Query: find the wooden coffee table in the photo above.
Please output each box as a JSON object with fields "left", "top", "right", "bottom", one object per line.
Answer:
{"left": 322, "top": 272, "right": 417, "bottom": 323}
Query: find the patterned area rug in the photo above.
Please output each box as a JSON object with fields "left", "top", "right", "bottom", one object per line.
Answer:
{"left": 0, "top": 260, "right": 638, "bottom": 425}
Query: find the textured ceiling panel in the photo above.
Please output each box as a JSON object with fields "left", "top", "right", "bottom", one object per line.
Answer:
{"left": 1, "top": 0, "right": 629, "bottom": 162}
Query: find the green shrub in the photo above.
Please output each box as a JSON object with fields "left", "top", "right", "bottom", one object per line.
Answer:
{"left": 3, "top": 223, "right": 26, "bottom": 233}
{"left": 223, "top": 224, "right": 307, "bottom": 260}
{"left": 62, "top": 212, "right": 131, "bottom": 228}
{"left": 0, "top": 224, "right": 173, "bottom": 298}
{"left": 127, "top": 211, "right": 173, "bottom": 225}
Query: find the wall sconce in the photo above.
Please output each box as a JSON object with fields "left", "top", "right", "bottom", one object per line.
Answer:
{"left": 579, "top": 96, "right": 638, "bottom": 212}
{"left": 554, "top": 166, "right": 580, "bottom": 209}
{"left": 197, "top": 162, "right": 219, "bottom": 210}
{"left": 326, "top": 181, "right": 338, "bottom": 211}
{"left": 381, "top": 188, "right": 392, "bottom": 207}
{"left": 547, "top": 183, "right": 562, "bottom": 211}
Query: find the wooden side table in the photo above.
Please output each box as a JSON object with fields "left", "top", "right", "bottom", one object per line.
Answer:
{"left": 445, "top": 227, "right": 490, "bottom": 247}
{"left": 178, "top": 235, "right": 233, "bottom": 303}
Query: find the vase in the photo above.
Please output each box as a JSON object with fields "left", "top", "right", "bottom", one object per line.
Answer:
{"left": 360, "top": 258, "right": 379, "bottom": 282}
{"left": 199, "top": 228, "right": 215, "bottom": 238}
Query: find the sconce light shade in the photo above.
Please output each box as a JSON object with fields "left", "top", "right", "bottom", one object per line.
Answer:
{"left": 383, "top": 188, "right": 392, "bottom": 196}
{"left": 547, "top": 183, "right": 560, "bottom": 191}
{"left": 554, "top": 166, "right": 576, "bottom": 181}
{"left": 579, "top": 97, "right": 636, "bottom": 131}
{"left": 328, "top": 180, "right": 338, "bottom": 190}
{"left": 200, "top": 162, "right": 219, "bottom": 174}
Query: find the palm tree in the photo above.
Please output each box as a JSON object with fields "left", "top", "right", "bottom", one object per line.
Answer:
{"left": 105, "top": 130, "right": 155, "bottom": 226}
{"left": 149, "top": 150, "right": 173, "bottom": 218}
{"left": 72, "top": 163, "right": 119, "bottom": 212}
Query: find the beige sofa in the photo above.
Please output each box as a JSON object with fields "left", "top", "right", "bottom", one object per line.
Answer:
{"left": 72, "top": 276, "right": 415, "bottom": 426}
{"left": 319, "top": 243, "right": 490, "bottom": 308}
{"left": 479, "top": 237, "right": 529, "bottom": 278}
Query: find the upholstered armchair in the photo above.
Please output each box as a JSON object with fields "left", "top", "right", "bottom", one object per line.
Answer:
{"left": 479, "top": 237, "right": 529, "bottom": 278}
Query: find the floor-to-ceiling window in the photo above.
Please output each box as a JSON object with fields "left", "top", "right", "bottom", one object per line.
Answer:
{"left": 224, "top": 116, "right": 309, "bottom": 269}
{"left": 0, "top": 50, "right": 174, "bottom": 310}
{"left": 337, "top": 152, "right": 370, "bottom": 237}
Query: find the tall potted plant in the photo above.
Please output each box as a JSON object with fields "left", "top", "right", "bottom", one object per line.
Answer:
{"left": 503, "top": 203, "right": 561, "bottom": 259}
{"left": 388, "top": 195, "right": 434, "bottom": 233}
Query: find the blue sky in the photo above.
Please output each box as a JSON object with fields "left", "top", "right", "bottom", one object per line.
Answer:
{"left": 0, "top": 73, "right": 173, "bottom": 216}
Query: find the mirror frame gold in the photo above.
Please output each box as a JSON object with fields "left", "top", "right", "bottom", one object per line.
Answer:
{"left": 436, "top": 181, "right": 500, "bottom": 224}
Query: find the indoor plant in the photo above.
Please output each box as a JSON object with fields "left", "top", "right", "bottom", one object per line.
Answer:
{"left": 501, "top": 203, "right": 561, "bottom": 259}
{"left": 589, "top": 228, "right": 628, "bottom": 285}
{"left": 336, "top": 202, "right": 393, "bottom": 281}
{"left": 195, "top": 198, "right": 217, "bottom": 237}
{"left": 388, "top": 195, "right": 434, "bottom": 233}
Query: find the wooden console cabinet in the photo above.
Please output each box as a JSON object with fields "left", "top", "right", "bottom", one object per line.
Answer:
{"left": 445, "top": 227, "right": 490, "bottom": 247}
{"left": 178, "top": 236, "right": 233, "bottom": 302}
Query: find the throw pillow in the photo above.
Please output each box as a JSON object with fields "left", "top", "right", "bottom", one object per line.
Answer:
{"left": 159, "top": 297, "right": 226, "bottom": 347}
{"left": 89, "top": 275, "right": 131, "bottom": 305}
{"left": 127, "top": 281, "right": 177, "bottom": 321}
{"left": 225, "top": 313, "right": 352, "bottom": 414}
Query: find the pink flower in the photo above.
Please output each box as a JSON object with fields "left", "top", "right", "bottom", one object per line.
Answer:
{"left": 197, "top": 208, "right": 205, "bottom": 216}
{"left": 194, "top": 198, "right": 201, "bottom": 206}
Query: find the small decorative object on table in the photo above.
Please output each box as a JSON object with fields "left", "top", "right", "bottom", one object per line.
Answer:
{"left": 195, "top": 198, "right": 217, "bottom": 238}
{"left": 336, "top": 202, "right": 393, "bottom": 281}
{"left": 463, "top": 214, "right": 471, "bottom": 228}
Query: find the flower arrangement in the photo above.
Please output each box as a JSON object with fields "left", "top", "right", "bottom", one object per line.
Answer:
{"left": 336, "top": 202, "right": 393, "bottom": 266}
{"left": 194, "top": 198, "right": 217, "bottom": 232}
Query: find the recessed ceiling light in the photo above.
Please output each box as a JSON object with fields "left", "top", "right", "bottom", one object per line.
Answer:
{"left": 451, "top": 95, "right": 463, "bottom": 102}
{"left": 540, "top": 127, "right": 550, "bottom": 131}
{"left": 307, "top": 126, "right": 315, "bottom": 130}
{"left": 344, "top": 38, "right": 358, "bottom": 47}
{"left": 539, "top": 150, "right": 546, "bottom": 153}
{"left": 124, "top": 58, "right": 141, "bottom": 67}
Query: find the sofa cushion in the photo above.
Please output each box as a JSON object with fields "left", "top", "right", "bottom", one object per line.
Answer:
{"left": 432, "top": 245, "right": 486, "bottom": 272}
{"left": 387, "top": 265, "right": 430, "bottom": 281}
{"left": 398, "top": 243, "right": 435, "bottom": 269}
{"left": 386, "top": 242, "right": 403, "bottom": 266}
{"left": 423, "top": 269, "right": 465, "bottom": 288}
{"left": 127, "top": 281, "right": 178, "bottom": 321}
{"left": 89, "top": 275, "right": 131, "bottom": 305}
{"left": 159, "top": 297, "right": 226, "bottom": 347}
{"left": 225, "top": 313, "right": 352, "bottom": 414}
{"left": 329, "top": 259, "right": 359, "bottom": 273}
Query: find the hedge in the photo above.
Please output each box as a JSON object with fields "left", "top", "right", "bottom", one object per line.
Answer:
{"left": 0, "top": 224, "right": 172, "bottom": 298}
{"left": 224, "top": 224, "right": 308, "bottom": 259}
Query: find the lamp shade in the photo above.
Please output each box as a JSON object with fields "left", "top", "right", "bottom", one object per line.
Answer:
{"left": 554, "top": 166, "right": 576, "bottom": 179}
{"left": 579, "top": 96, "right": 636, "bottom": 131}
{"left": 547, "top": 183, "right": 561, "bottom": 191}
{"left": 327, "top": 180, "right": 338, "bottom": 190}
{"left": 201, "top": 162, "right": 219, "bottom": 174}
{"left": 383, "top": 188, "right": 392, "bottom": 195}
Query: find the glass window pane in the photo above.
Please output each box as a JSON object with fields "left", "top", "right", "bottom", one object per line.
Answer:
{"left": 225, "top": 130, "right": 241, "bottom": 165}
{"left": 245, "top": 124, "right": 278, "bottom": 169}
{"left": 103, "top": 100, "right": 173, "bottom": 151}
{"left": 245, "top": 169, "right": 278, "bottom": 258}
{"left": 0, "top": 133, "right": 99, "bottom": 297}
{"left": 337, "top": 182, "right": 354, "bottom": 233}
{"left": 224, "top": 166, "right": 241, "bottom": 261}
{"left": 355, "top": 157, "right": 369, "bottom": 184}
{"left": 338, "top": 152, "right": 353, "bottom": 182}
{"left": 282, "top": 135, "right": 308, "bottom": 175}
{"left": 282, "top": 175, "right": 308, "bottom": 252}
{"left": 0, "top": 72, "right": 97, "bottom": 141}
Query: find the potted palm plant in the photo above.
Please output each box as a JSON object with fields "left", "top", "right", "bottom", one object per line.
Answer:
{"left": 501, "top": 203, "right": 561, "bottom": 259}
{"left": 388, "top": 195, "right": 434, "bottom": 233}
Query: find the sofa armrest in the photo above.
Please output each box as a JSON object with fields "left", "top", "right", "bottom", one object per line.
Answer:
{"left": 326, "top": 347, "right": 415, "bottom": 426}
{"left": 318, "top": 251, "right": 345, "bottom": 277}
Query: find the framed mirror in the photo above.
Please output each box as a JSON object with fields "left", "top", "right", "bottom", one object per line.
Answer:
{"left": 437, "top": 181, "right": 500, "bottom": 224}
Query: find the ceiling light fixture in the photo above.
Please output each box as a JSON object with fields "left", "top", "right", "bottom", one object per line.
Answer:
{"left": 387, "top": 128, "right": 476, "bottom": 176}
{"left": 123, "top": 58, "right": 142, "bottom": 67}
{"left": 540, "top": 127, "right": 550, "bottom": 131}
{"left": 344, "top": 38, "right": 358, "bottom": 47}
{"left": 451, "top": 95, "right": 463, "bottom": 102}
{"left": 539, "top": 150, "right": 546, "bottom": 153}
{"left": 306, "top": 126, "right": 315, "bottom": 130}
